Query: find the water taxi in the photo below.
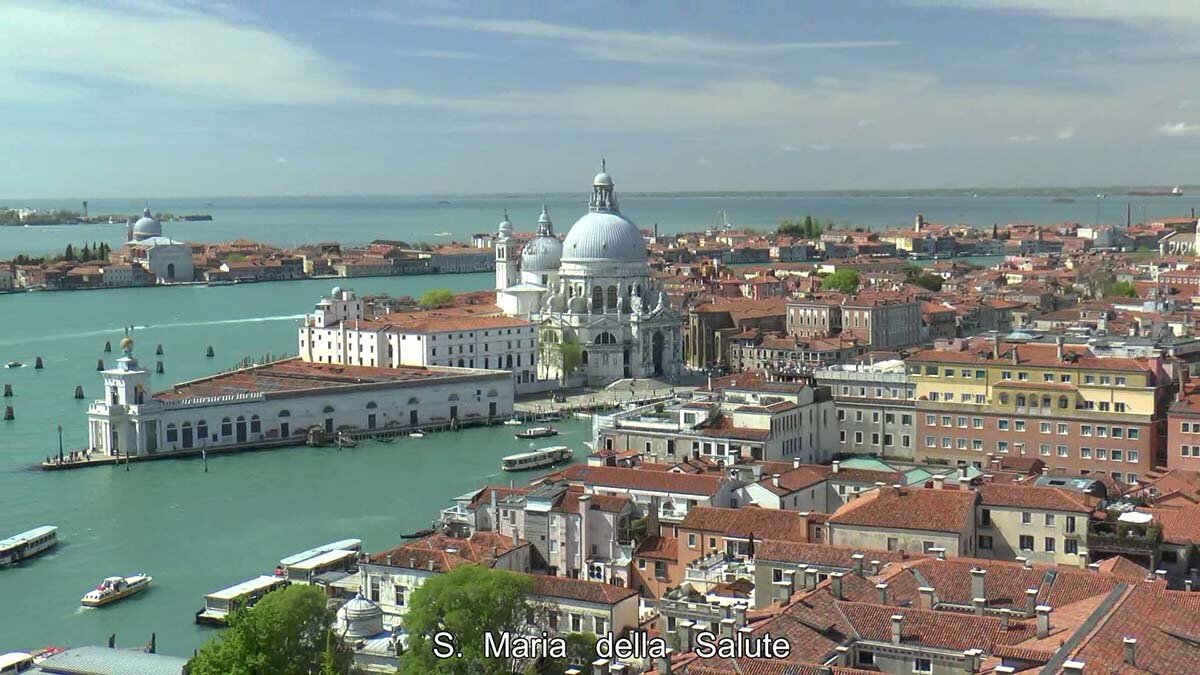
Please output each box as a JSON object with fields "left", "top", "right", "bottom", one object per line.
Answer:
{"left": 195, "top": 575, "right": 289, "bottom": 626}
{"left": 0, "top": 526, "right": 58, "bottom": 566}
{"left": 5, "top": 361, "right": 21, "bottom": 369}
{"left": 81, "top": 574, "right": 152, "bottom": 607}
{"left": 502, "top": 418, "right": 523, "bottom": 426}
{"left": 515, "top": 426, "right": 558, "bottom": 440}
{"left": 502, "top": 446, "right": 572, "bottom": 471}
{"left": 410, "top": 430, "right": 425, "bottom": 438}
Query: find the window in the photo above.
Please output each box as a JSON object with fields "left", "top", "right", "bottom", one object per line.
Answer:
{"left": 1111, "top": 449, "right": 1123, "bottom": 462}
{"left": 1021, "top": 512, "right": 1032, "bottom": 524}
{"left": 1058, "top": 445, "right": 1069, "bottom": 457}
{"left": 925, "top": 436, "right": 936, "bottom": 448}
{"left": 1043, "top": 373, "right": 1055, "bottom": 382}
{"left": 975, "top": 370, "right": 986, "bottom": 379}
{"left": 915, "top": 657, "right": 933, "bottom": 674}
{"left": 1116, "top": 376, "right": 1127, "bottom": 386}
{"left": 1081, "top": 425, "right": 1092, "bottom": 437}
{"left": 887, "top": 537, "right": 899, "bottom": 551}
{"left": 1040, "top": 444, "right": 1051, "bottom": 456}
{"left": 1001, "top": 370, "right": 1013, "bottom": 380}
{"left": 1128, "top": 450, "right": 1139, "bottom": 463}
{"left": 166, "top": 424, "right": 177, "bottom": 442}
{"left": 1020, "top": 535, "right": 1034, "bottom": 551}
{"left": 1058, "top": 423, "right": 1069, "bottom": 435}
{"left": 1097, "top": 426, "right": 1108, "bottom": 438}
{"left": 858, "top": 651, "right": 875, "bottom": 666}
{"left": 980, "top": 509, "right": 991, "bottom": 526}
{"left": 1113, "top": 427, "right": 1125, "bottom": 439}
{"left": 1015, "top": 420, "right": 1026, "bottom": 432}
{"left": 594, "top": 617, "right": 607, "bottom": 635}
{"left": 655, "top": 561, "right": 666, "bottom": 578}
{"left": 1066, "top": 516, "right": 1076, "bottom": 533}
{"left": 1045, "top": 537, "right": 1056, "bottom": 553}
{"left": 997, "top": 441, "right": 1009, "bottom": 453}
{"left": 998, "top": 419, "right": 1010, "bottom": 431}
{"left": 957, "top": 416, "right": 967, "bottom": 428}
{"left": 1040, "top": 422, "right": 1051, "bottom": 434}
{"left": 1080, "top": 447, "right": 1092, "bottom": 459}
{"left": 688, "top": 533, "right": 696, "bottom": 548}
{"left": 973, "top": 417, "right": 983, "bottom": 429}
{"left": 926, "top": 414, "right": 936, "bottom": 426}
{"left": 394, "top": 584, "right": 407, "bottom": 606}
{"left": 926, "top": 366, "right": 939, "bottom": 376}
{"left": 978, "top": 535, "right": 993, "bottom": 550}
{"left": 708, "top": 537, "right": 717, "bottom": 549}
{"left": 972, "top": 439, "right": 983, "bottom": 451}
{"left": 571, "top": 614, "right": 583, "bottom": 632}
{"left": 1129, "top": 428, "right": 1140, "bottom": 440}
{"left": 1044, "top": 514, "right": 1055, "bottom": 527}
{"left": 1096, "top": 448, "right": 1107, "bottom": 461}
{"left": 1065, "top": 539, "right": 1078, "bottom": 555}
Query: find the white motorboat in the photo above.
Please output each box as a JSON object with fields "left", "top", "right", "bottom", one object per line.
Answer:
{"left": 81, "top": 574, "right": 152, "bottom": 607}
{"left": 502, "top": 418, "right": 523, "bottom": 426}
{"left": 502, "top": 446, "right": 572, "bottom": 472}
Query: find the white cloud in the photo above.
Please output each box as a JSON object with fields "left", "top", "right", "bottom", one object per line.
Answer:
{"left": 399, "top": 48, "right": 484, "bottom": 61}
{"left": 1055, "top": 127, "right": 1076, "bottom": 140}
{"left": 1007, "top": 135, "right": 1038, "bottom": 144}
{"left": 0, "top": 2, "right": 481, "bottom": 109}
{"left": 918, "top": 1, "right": 1200, "bottom": 28}
{"left": 398, "top": 15, "right": 901, "bottom": 67}
{"left": 888, "top": 142, "right": 926, "bottom": 152}
{"left": 275, "top": 157, "right": 289, "bottom": 164}
{"left": 810, "top": 144, "right": 834, "bottom": 152}
{"left": 1158, "top": 122, "right": 1200, "bottom": 136}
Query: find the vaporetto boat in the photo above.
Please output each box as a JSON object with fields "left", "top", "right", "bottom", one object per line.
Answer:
{"left": 502, "top": 446, "right": 572, "bottom": 471}
{"left": 0, "top": 526, "right": 58, "bottom": 567}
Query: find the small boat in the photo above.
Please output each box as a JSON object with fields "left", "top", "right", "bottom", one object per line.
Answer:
{"left": 335, "top": 434, "right": 357, "bottom": 449}
{"left": 515, "top": 426, "right": 557, "bottom": 440}
{"left": 503, "top": 418, "right": 523, "bottom": 426}
{"left": 376, "top": 436, "right": 394, "bottom": 444}
{"left": 502, "top": 446, "right": 573, "bottom": 471}
{"left": 81, "top": 574, "right": 152, "bottom": 607}
{"left": 5, "top": 361, "right": 21, "bottom": 369}
{"left": 410, "top": 431, "right": 425, "bottom": 438}
{"left": 0, "top": 526, "right": 57, "bottom": 566}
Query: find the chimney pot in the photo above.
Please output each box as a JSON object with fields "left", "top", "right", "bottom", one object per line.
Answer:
{"left": 890, "top": 614, "right": 903, "bottom": 645}
{"left": 1062, "top": 661, "right": 1085, "bottom": 674}
{"left": 1025, "top": 588, "right": 1038, "bottom": 615}
{"left": 1156, "top": 569, "right": 1167, "bottom": 581}
{"left": 972, "top": 597, "right": 986, "bottom": 616}
{"left": 971, "top": 567, "right": 987, "bottom": 603}
{"left": 832, "top": 461, "right": 840, "bottom": 474}
{"left": 876, "top": 582, "right": 889, "bottom": 605}
{"left": 1036, "top": 605, "right": 1052, "bottom": 638}
{"left": 1124, "top": 636, "right": 1137, "bottom": 666}
{"left": 918, "top": 586, "right": 935, "bottom": 611}
{"left": 771, "top": 473, "right": 780, "bottom": 487}
{"left": 591, "top": 658, "right": 610, "bottom": 675}
{"left": 852, "top": 553, "right": 865, "bottom": 577}
{"left": 831, "top": 571, "right": 845, "bottom": 600}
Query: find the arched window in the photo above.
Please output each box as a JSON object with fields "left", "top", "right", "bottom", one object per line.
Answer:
{"left": 999, "top": 393, "right": 1009, "bottom": 405}
{"left": 322, "top": 405, "right": 335, "bottom": 413}
{"left": 278, "top": 409, "right": 291, "bottom": 417}
{"left": 506, "top": 354, "right": 513, "bottom": 368}
{"left": 581, "top": 350, "right": 589, "bottom": 364}
{"left": 196, "top": 420, "right": 208, "bottom": 438}
{"left": 366, "top": 401, "right": 378, "bottom": 409}
{"left": 457, "top": 358, "right": 465, "bottom": 367}
{"left": 250, "top": 414, "right": 261, "bottom": 433}
{"left": 236, "top": 415, "right": 246, "bottom": 422}
{"left": 606, "top": 285, "right": 618, "bottom": 310}
{"left": 407, "top": 397, "right": 420, "bottom": 405}
{"left": 594, "top": 332, "right": 617, "bottom": 345}
{"left": 221, "top": 417, "right": 232, "bottom": 436}
{"left": 592, "top": 285, "right": 604, "bottom": 311}
{"left": 1016, "top": 395, "right": 1026, "bottom": 407}
{"left": 166, "top": 423, "right": 177, "bottom": 442}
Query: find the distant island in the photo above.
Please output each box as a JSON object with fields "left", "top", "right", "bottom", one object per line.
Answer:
{"left": 0, "top": 208, "right": 212, "bottom": 226}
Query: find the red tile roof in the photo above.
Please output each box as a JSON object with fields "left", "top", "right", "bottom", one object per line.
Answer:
{"left": 828, "top": 486, "right": 977, "bottom": 534}
{"left": 680, "top": 507, "right": 810, "bottom": 542}
{"left": 528, "top": 574, "right": 638, "bottom": 605}
{"left": 977, "top": 483, "right": 1095, "bottom": 513}
{"left": 559, "top": 464, "right": 726, "bottom": 496}
{"left": 838, "top": 601, "right": 1035, "bottom": 651}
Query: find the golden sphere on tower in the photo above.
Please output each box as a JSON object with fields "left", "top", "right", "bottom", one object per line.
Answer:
{"left": 120, "top": 337, "right": 134, "bottom": 352}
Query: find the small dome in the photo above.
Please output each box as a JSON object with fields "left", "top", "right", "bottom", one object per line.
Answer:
{"left": 132, "top": 207, "right": 161, "bottom": 240}
{"left": 522, "top": 235, "right": 562, "bottom": 272}
{"left": 337, "top": 593, "right": 384, "bottom": 639}
{"left": 563, "top": 211, "right": 646, "bottom": 262}
{"left": 497, "top": 210, "right": 513, "bottom": 238}
{"left": 593, "top": 172, "right": 613, "bottom": 186}
{"left": 331, "top": 286, "right": 342, "bottom": 298}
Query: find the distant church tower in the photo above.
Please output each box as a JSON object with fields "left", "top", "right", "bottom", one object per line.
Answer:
{"left": 494, "top": 210, "right": 518, "bottom": 291}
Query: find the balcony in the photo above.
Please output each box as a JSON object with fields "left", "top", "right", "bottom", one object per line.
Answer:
{"left": 440, "top": 505, "right": 472, "bottom": 526}
{"left": 1087, "top": 520, "right": 1161, "bottom": 557}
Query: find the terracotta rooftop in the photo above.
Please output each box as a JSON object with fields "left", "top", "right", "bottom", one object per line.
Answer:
{"left": 558, "top": 464, "right": 726, "bottom": 496}
{"left": 680, "top": 506, "right": 809, "bottom": 542}
{"left": 828, "top": 486, "right": 977, "bottom": 534}
{"left": 976, "top": 483, "right": 1095, "bottom": 513}
{"left": 529, "top": 574, "right": 638, "bottom": 605}
{"left": 368, "top": 531, "right": 522, "bottom": 572}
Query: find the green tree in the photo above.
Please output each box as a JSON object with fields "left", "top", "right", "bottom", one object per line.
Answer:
{"left": 226, "top": 252, "right": 247, "bottom": 263}
{"left": 913, "top": 273, "right": 944, "bottom": 292}
{"left": 820, "top": 269, "right": 860, "bottom": 294}
{"left": 899, "top": 262, "right": 924, "bottom": 281}
{"left": 419, "top": 289, "right": 456, "bottom": 309}
{"left": 63, "top": 244, "right": 75, "bottom": 261}
{"left": 529, "top": 632, "right": 598, "bottom": 675}
{"left": 1107, "top": 280, "right": 1137, "bottom": 298}
{"left": 400, "top": 565, "right": 535, "bottom": 675}
{"left": 187, "top": 584, "right": 351, "bottom": 675}
{"left": 80, "top": 243, "right": 91, "bottom": 262}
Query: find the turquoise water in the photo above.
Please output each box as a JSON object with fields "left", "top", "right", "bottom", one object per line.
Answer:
{"left": 1, "top": 192, "right": 1195, "bottom": 258}
{"left": 0, "top": 273, "right": 599, "bottom": 656}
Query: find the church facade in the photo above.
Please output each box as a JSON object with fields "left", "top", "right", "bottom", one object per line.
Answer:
{"left": 495, "top": 165, "right": 683, "bottom": 386}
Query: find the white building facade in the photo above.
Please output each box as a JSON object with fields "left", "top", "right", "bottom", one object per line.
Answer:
{"left": 496, "top": 165, "right": 684, "bottom": 386}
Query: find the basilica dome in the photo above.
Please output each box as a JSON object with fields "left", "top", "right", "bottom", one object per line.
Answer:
{"left": 132, "top": 207, "right": 161, "bottom": 240}
{"left": 562, "top": 211, "right": 646, "bottom": 262}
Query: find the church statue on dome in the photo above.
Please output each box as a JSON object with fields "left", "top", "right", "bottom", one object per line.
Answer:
{"left": 494, "top": 162, "right": 682, "bottom": 386}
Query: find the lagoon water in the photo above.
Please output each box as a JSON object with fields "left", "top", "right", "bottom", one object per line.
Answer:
{"left": 2, "top": 191, "right": 1198, "bottom": 258}
{"left": 0, "top": 272, "right": 596, "bottom": 656}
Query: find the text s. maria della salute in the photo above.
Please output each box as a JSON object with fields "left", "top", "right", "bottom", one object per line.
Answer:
{"left": 495, "top": 163, "right": 683, "bottom": 386}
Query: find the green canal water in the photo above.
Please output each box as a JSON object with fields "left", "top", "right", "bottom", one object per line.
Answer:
{"left": 0, "top": 275, "right": 592, "bottom": 656}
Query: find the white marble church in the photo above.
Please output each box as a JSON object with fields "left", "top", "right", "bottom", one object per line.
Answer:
{"left": 495, "top": 164, "right": 682, "bottom": 385}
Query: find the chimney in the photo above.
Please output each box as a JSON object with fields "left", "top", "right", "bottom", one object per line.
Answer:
{"left": 1023, "top": 558, "right": 1033, "bottom": 571}
{"left": 1087, "top": 562, "right": 1100, "bottom": 572}
{"left": 579, "top": 494, "right": 591, "bottom": 572}
{"left": 1036, "top": 605, "right": 1052, "bottom": 638}
{"left": 834, "top": 645, "right": 850, "bottom": 666}
{"left": 876, "top": 582, "right": 889, "bottom": 605}
{"left": 720, "top": 618, "right": 736, "bottom": 639}
{"left": 831, "top": 460, "right": 840, "bottom": 474}
{"left": 610, "top": 665, "right": 626, "bottom": 675}
{"left": 1191, "top": 568, "right": 1198, "bottom": 589}
{"left": 932, "top": 475, "right": 945, "bottom": 490}
{"left": 870, "top": 559, "right": 881, "bottom": 576}
{"left": 677, "top": 620, "right": 694, "bottom": 652}
{"left": 994, "top": 667, "right": 1015, "bottom": 675}
{"left": 1056, "top": 335, "right": 1065, "bottom": 361}
{"left": 408, "top": 556, "right": 416, "bottom": 568}
{"left": 852, "top": 553, "right": 865, "bottom": 577}
{"left": 1187, "top": 579, "right": 1194, "bottom": 593}
{"left": 1062, "top": 661, "right": 1085, "bottom": 674}
{"left": 771, "top": 473, "right": 780, "bottom": 487}
{"left": 655, "top": 650, "right": 674, "bottom": 675}
{"left": 890, "top": 614, "right": 903, "bottom": 645}
{"left": 1011, "top": 345, "right": 1019, "bottom": 364}
{"left": 1015, "top": 556, "right": 1027, "bottom": 567}
{"left": 830, "top": 571, "right": 845, "bottom": 600}
{"left": 918, "top": 586, "right": 936, "bottom": 611}
{"left": 971, "top": 567, "right": 987, "bottom": 604}
{"left": 1025, "top": 588, "right": 1038, "bottom": 616}
{"left": 992, "top": 336, "right": 999, "bottom": 360}
{"left": 972, "top": 597, "right": 986, "bottom": 616}
{"left": 999, "top": 607, "right": 1011, "bottom": 630}
{"left": 804, "top": 566, "right": 819, "bottom": 591}
{"left": 1156, "top": 569, "right": 1167, "bottom": 582}
{"left": 591, "top": 659, "right": 610, "bottom": 675}
{"left": 1123, "top": 636, "right": 1138, "bottom": 666}
{"left": 964, "top": 649, "right": 984, "bottom": 674}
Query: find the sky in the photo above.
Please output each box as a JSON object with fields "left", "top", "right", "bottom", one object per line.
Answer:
{"left": 2, "top": 0, "right": 1200, "bottom": 198}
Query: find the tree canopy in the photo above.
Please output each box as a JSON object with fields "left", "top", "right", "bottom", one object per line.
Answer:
{"left": 400, "top": 565, "right": 535, "bottom": 675}
{"left": 820, "top": 269, "right": 860, "bottom": 294}
{"left": 187, "top": 584, "right": 351, "bottom": 675}
{"left": 777, "top": 215, "right": 828, "bottom": 239}
{"left": 912, "top": 273, "right": 944, "bottom": 292}
{"left": 419, "top": 289, "right": 456, "bottom": 309}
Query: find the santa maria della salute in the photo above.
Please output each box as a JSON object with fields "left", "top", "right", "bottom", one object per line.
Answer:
{"left": 496, "top": 163, "right": 683, "bottom": 386}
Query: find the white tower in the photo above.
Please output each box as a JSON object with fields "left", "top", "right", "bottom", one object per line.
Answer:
{"left": 495, "top": 210, "right": 518, "bottom": 291}
{"left": 92, "top": 336, "right": 152, "bottom": 457}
